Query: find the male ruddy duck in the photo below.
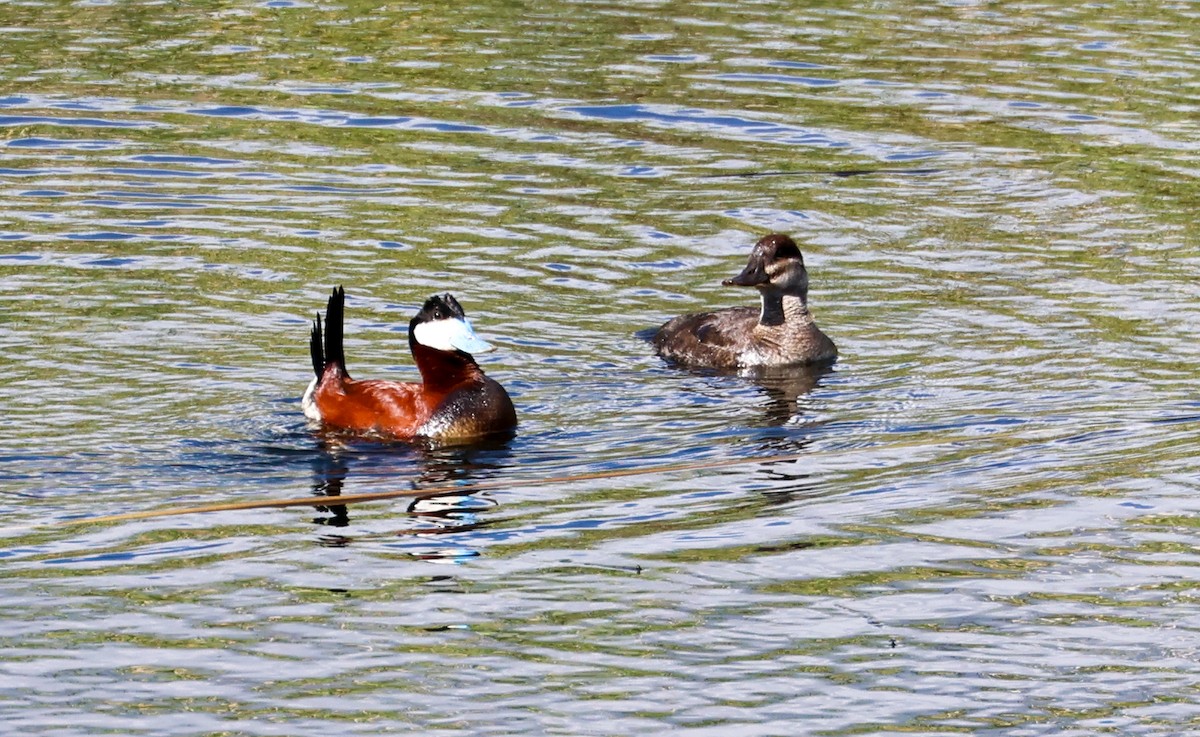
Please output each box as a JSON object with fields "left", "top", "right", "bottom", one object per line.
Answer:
{"left": 302, "top": 287, "right": 516, "bottom": 441}
{"left": 653, "top": 234, "right": 837, "bottom": 369}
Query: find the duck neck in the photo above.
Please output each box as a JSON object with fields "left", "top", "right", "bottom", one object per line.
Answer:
{"left": 410, "top": 341, "right": 483, "bottom": 391}
{"left": 758, "top": 291, "right": 810, "bottom": 327}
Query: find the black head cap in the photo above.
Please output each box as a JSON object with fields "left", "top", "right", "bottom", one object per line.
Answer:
{"left": 415, "top": 293, "right": 466, "bottom": 324}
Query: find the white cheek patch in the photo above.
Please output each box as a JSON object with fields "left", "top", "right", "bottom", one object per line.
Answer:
{"left": 413, "top": 317, "right": 494, "bottom": 354}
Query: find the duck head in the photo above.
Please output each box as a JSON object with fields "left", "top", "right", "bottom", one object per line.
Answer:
{"left": 409, "top": 293, "right": 493, "bottom": 356}
{"left": 722, "top": 233, "right": 809, "bottom": 297}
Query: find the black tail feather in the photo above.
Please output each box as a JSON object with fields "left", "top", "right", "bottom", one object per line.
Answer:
{"left": 325, "top": 286, "right": 346, "bottom": 377}
{"left": 310, "top": 286, "right": 347, "bottom": 382}
{"left": 309, "top": 313, "right": 324, "bottom": 379}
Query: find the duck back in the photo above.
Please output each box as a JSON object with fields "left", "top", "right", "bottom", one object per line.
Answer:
{"left": 653, "top": 306, "right": 760, "bottom": 369}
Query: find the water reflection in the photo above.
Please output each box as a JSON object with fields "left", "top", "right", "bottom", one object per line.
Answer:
{"left": 309, "top": 446, "right": 350, "bottom": 528}
{"left": 741, "top": 363, "right": 834, "bottom": 427}
{"left": 307, "top": 433, "right": 513, "bottom": 542}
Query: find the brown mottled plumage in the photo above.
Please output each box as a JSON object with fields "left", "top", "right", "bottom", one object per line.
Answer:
{"left": 653, "top": 234, "right": 837, "bottom": 369}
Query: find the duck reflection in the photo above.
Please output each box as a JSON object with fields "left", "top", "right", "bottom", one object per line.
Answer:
{"left": 705, "top": 364, "right": 835, "bottom": 506}
{"left": 739, "top": 363, "right": 833, "bottom": 427}
{"left": 311, "top": 446, "right": 351, "bottom": 527}
{"left": 308, "top": 434, "right": 515, "bottom": 538}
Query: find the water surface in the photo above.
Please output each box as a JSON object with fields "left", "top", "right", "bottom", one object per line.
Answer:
{"left": 2, "top": 1, "right": 1200, "bottom": 734}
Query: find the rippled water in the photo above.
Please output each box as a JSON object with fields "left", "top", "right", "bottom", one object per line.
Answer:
{"left": 3, "top": 1, "right": 1200, "bottom": 734}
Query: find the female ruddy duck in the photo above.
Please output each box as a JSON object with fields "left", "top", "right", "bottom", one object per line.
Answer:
{"left": 302, "top": 287, "right": 516, "bottom": 441}
{"left": 653, "top": 234, "right": 837, "bottom": 369}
